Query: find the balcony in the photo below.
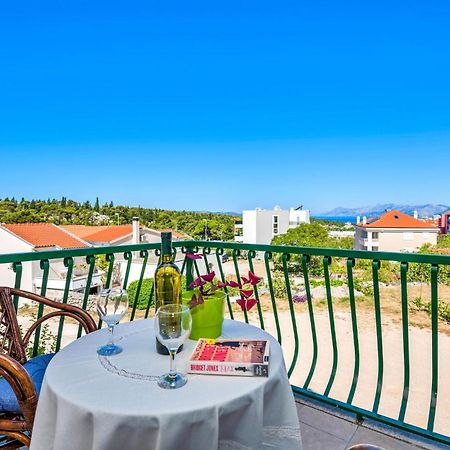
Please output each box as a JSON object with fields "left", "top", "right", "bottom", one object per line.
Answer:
{"left": 1, "top": 241, "right": 450, "bottom": 449}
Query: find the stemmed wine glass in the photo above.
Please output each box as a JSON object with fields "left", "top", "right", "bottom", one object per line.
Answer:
{"left": 96, "top": 288, "right": 128, "bottom": 356}
{"left": 155, "top": 304, "right": 192, "bottom": 389}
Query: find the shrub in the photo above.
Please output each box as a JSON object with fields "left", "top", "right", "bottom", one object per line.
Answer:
{"left": 127, "top": 278, "right": 154, "bottom": 310}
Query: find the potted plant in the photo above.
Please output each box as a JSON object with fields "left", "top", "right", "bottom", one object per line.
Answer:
{"left": 182, "top": 270, "right": 227, "bottom": 340}
{"left": 183, "top": 253, "right": 262, "bottom": 339}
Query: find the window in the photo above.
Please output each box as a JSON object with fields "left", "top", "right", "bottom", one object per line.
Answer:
{"left": 403, "top": 232, "right": 413, "bottom": 241}
{"left": 372, "top": 232, "right": 379, "bottom": 239}
{"left": 372, "top": 246, "right": 379, "bottom": 251}
{"left": 273, "top": 215, "right": 279, "bottom": 235}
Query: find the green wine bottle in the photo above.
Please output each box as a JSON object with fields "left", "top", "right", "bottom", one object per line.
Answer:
{"left": 155, "top": 232, "right": 183, "bottom": 355}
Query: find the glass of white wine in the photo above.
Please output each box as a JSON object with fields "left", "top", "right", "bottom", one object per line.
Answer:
{"left": 96, "top": 288, "right": 128, "bottom": 356}
{"left": 155, "top": 304, "right": 192, "bottom": 389}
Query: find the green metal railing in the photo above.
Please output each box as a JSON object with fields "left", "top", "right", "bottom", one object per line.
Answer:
{"left": 1, "top": 241, "right": 450, "bottom": 445}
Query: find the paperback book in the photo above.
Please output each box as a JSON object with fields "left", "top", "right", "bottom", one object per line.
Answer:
{"left": 188, "top": 339, "right": 270, "bottom": 377}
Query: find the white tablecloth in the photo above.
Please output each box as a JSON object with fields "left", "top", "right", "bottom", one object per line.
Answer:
{"left": 30, "top": 319, "right": 302, "bottom": 450}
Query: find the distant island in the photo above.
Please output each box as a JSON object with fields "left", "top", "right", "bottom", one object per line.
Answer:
{"left": 319, "top": 203, "right": 449, "bottom": 218}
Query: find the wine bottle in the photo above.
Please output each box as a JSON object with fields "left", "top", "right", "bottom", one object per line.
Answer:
{"left": 154, "top": 232, "right": 183, "bottom": 355}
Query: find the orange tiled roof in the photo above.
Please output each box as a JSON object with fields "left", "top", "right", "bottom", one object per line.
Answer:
{"left": 2, "top": 223, "right": 88, "bottom": 248}
{"left": 63, "top": 225, "right": 133, "bottom": 243}
{"left": 61, "top": 225, "right": 110, "bottom": 239}
{"left": 360, "top": 210, "right": 438, "bottom": 229}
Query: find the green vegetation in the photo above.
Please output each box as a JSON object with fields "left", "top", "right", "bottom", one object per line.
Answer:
{"left": 411, "top": 297, "right": 450, "bottom": 324}
{"left": 437, "top": 234, "right": 450, "bottom": 248}
{"left": 272, "top": 222, "right": 353, "bottom": 249}
{"left": 271, "top": 223, "right": 353, "bottom": 275}
{"left": 0, "top": 197, "right": 238, "bottom": 241}
{"left": 311, "top": 217, "right": 354, "bottom": 230}
{"left": 127, "top": 278, "right": 154, "bottom": 310}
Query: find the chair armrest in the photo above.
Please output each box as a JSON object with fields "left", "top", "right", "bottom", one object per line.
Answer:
{"left": 0, "top": 353, "right": 37, "bottom": 430}
{"left": 11, "top": 288, "right": 97, "bottom": 341}
{"left": 23, "top": 310, "right": 97, "bottom": 347}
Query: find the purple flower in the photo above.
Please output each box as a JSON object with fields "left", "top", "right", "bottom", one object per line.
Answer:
{"left": 186, "top": 253, "right": 202, "bottom": 260}
{"left": 188, "top": 293, "right": 204, "bottom": 309}
{"left": 241, "top": 271, "right": 261, "bottom": 286}
{"left": 201, "top": 272, "right": 216, "bottom": 283}
{"left": 189, "top": 277, "right": 206, "bottom": 289}
{"left": 237, "top": 298, "right": 258, "bottom": 311}
{"left": 293, "top": 293, "right": 308, "bottom": 303}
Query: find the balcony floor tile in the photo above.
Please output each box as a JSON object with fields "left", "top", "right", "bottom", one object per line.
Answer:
{"left": 295, "top": 395, "right": 449, "bottom": 450}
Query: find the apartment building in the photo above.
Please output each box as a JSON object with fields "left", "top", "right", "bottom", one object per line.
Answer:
{"left": 354, "top": 210, "right": 439, "bottom": 252}
{"left": 235, "top": 206, "right": 310, "bottom": 245}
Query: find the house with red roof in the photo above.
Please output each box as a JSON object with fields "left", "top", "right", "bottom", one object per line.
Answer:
{"left": 0, "top": 218, "right": 191, "bottom": 294}
{"left": 354, "top": 210, "right": 439, "bottom": 252}
{"left": 0, "top": 223, "right": 103, "bottom": 294}
{"left": 62, "top": 218, "right": 186, "bottom": 246}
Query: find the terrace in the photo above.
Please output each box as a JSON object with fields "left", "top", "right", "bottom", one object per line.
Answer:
{"left": 1, "top": 240, "right": 450, "bottom": 449}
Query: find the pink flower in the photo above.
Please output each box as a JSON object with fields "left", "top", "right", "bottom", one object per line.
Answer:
{"left": 226, "top": 280, "right": 241, "bottom": 288}
{"left": 237, "top": 298, "right": 258, "bottom": 311}
{"left": 186, "top": 253, "right": 202, "bottom": 260}
{"left": 201, "top": 272, "right": 216, "bottom": 283}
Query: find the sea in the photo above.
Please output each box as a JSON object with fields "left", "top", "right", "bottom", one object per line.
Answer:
{"left": 313, "top": 216, "right": 356, "bottom": 223}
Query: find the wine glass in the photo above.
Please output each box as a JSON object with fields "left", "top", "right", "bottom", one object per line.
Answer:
{"left": 96, "top": 288, "right": 128, "bottom": 356}
{"left": 155, "top": 304, "right": 192, "bottom": 389}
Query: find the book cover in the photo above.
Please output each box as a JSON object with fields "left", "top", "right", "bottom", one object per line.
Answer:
{"left": 188, "top": 339, "right": 270, "bottom": 377}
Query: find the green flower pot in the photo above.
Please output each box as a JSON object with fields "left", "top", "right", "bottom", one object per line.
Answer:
{"left": 182, "top": 290, "right": 226, "bottom": 340}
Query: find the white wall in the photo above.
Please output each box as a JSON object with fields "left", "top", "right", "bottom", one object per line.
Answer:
{"left": 0, "top": 228, "right": 34, "bottom": 291}
{"left": 289, "top": 208, "right": 310, "bottom": 225}
{"left": 242, "top": 209, "right": 290, "bottom": 245}
{"left": 241, "top": 207, "right": 311, "bottom": 246}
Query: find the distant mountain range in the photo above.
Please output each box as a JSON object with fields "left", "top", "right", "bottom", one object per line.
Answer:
{"left": 319, "top": 204, "right": 449, "bottom": 218}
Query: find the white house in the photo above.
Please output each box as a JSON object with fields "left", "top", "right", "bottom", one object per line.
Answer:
{"left": 353, "top": 210, "right": 439, "bottom": 252}
{"left": 235, "top": 206, "right": 311, "bottom": 245}
{"left": 0, "top": 223, "right": 103, "bottom": 294}
{"left": 0, "top": 219, "right": 191, "bottom": 293}
{"left": 63, "top": 219, "right": 190, "bottom": 284}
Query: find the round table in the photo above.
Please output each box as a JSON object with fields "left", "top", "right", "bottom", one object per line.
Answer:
{"left": 30, "top": 319, "right": 302, "bottom": 450}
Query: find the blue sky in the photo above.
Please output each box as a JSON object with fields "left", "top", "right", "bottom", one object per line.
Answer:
{"left": 0, "top": 1, "right": 449, "bottom": 213}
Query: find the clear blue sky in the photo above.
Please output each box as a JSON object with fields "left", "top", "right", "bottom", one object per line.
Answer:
{"left": 1, "top": 1, "right": 449, "bottom": 213}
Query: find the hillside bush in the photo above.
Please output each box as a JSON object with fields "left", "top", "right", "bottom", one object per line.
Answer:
{"left": 127, "top": 278, "right": 154, "bottom": 310}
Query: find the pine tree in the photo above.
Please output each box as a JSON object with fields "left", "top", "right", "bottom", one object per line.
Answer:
{"left": 94, "top": 197, "right": 100, "bottom": 212}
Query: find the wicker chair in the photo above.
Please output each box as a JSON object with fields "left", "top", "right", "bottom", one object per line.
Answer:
{"left": 0, "top": 287, "right": 96, "bottom": 448}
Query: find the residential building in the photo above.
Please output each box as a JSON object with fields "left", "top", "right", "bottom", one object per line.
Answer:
{"left": 0, "top": 223, "right": 102, "bottom": 294}
{"left": 62, "top": 218, "right": 163, "bottom": 246}
{"left": 354, "top": 210, "right": 439, "bottom": 252}
{"left": 439, "top": 211, "right": 450, "bottom": 234}
{"left": 63, "top": 219, "right": 189, "bottom": 284}
{"left": 235, "top": 206, "right": 311, "bottom": 245}
{"left": 0, "top": 218, "right": 194, "bottom": 292}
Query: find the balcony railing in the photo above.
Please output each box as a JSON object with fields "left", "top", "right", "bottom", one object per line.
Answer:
{"left": 1, "top": 241, "right": 450, "bottom": 446}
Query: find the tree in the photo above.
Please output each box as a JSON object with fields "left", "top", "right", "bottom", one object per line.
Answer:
{"left": 271, "top": 223, "right": 353, "bottom": 275}
{"left": 94, "top": 197, "right": 100, "bottom": 212}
